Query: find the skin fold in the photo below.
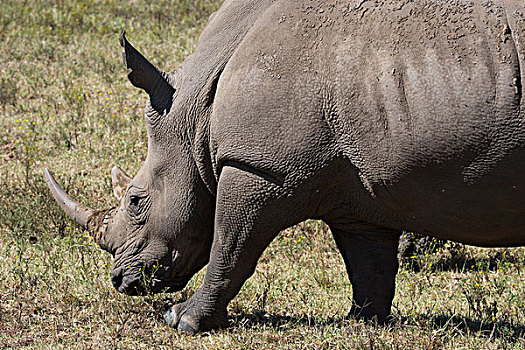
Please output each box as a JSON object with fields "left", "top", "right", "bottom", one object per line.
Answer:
{"left": 46, "top": 0, "right": 525, "bottom": 332}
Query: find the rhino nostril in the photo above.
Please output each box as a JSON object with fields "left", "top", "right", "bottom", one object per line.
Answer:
{"left": 111, "top": 271, "right": 123, "bottom": 290}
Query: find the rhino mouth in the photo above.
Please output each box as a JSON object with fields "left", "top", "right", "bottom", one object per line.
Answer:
{"left": 112, "top": 265, "right": 192, "bottom": 296}
{"left": 113, "top": 273, "right": 143, "bottom": 295}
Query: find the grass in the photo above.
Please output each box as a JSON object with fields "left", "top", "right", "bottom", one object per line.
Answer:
{"left": 1, "top": 0, "right": 525, "bottom": 348}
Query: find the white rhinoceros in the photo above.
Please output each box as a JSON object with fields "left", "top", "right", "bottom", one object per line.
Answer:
{"left": 46, "top": 0, "right": 525, "bottom": 332}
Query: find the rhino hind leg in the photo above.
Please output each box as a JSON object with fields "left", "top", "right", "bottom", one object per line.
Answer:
{"left": 330, "top": 225, "right": 400, "bottom": 323}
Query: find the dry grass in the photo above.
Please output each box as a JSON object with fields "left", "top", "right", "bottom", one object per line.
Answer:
{"left": 2, "top": 1, "right": 525, "bottom": 348}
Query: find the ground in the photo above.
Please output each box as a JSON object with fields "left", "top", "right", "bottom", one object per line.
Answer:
{"left": 1, "top": 1, "right": 525, "bottom": 348}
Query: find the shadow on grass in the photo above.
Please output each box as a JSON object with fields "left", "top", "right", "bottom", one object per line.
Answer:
{"left": 402, "top": 250, "right": 522, "bottom": 273}
{"left": 230, "top": 311, "right": 342, "bottom": 329}
{"left": 399, "top": 312, "right": 525, "bottom": 342}
{"left": 229, "top": 311, "right": 525, "bottom": 341}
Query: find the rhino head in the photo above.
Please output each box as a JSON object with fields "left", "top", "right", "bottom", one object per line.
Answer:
{"left": 45, "top": 32, "right": 215, "bottom": 295}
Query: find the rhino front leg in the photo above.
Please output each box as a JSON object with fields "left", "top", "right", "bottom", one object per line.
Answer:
{"left": 330, "top": 225, "right": 400, "bottom": 322}
{"left": 165, "top": 164, "right": 297, "bottom": 333}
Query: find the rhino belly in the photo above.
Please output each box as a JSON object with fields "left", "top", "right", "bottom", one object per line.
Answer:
{"left": 371, "top": 150, "right": 525, "bottom": 246}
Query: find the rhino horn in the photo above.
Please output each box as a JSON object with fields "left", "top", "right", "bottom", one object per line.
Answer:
{"left": 44, "top": 169, "right": 95, "bottom": 228}
{"left": 119, "top": 31, "right": 174, "bottom": 108}
{"left": 44, "top": 169, "right": 114, "bottom": 250}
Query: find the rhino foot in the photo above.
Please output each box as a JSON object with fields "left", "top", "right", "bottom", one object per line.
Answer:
{"left": 347, "top": 303, "right": 393, "bottom": 325}
{"left": 164, "top": 299, "right": 228, "bottom": 333}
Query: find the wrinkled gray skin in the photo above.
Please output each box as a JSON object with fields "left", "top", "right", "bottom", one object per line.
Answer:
{"left": 46, "top": 0, "right": 525, "bottom": 333}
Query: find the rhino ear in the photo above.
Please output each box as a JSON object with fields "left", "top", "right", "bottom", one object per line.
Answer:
{"left": 119, "top": 31, "right": 175, "bottom": 112}
{"left": 111, "top": 166, "right": 132, "bottom": 201}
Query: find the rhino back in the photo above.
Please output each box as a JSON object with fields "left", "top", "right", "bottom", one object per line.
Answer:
{"left": 210, "top": 0, "right": 525, "bottom": 245}
{"left": 164, "top": 0, "right": 275, "bottom": 133}
{"left": 328, "top": 0, "right": 525, "bottom": 183}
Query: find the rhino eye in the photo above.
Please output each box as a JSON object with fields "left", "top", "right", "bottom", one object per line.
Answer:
{"left": 129, "top": 195, "right": 140, "bottom": 207}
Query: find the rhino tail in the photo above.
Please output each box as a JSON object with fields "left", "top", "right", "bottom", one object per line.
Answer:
{"left": 119, "top": 31, "right": 174, "bottom": 108}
